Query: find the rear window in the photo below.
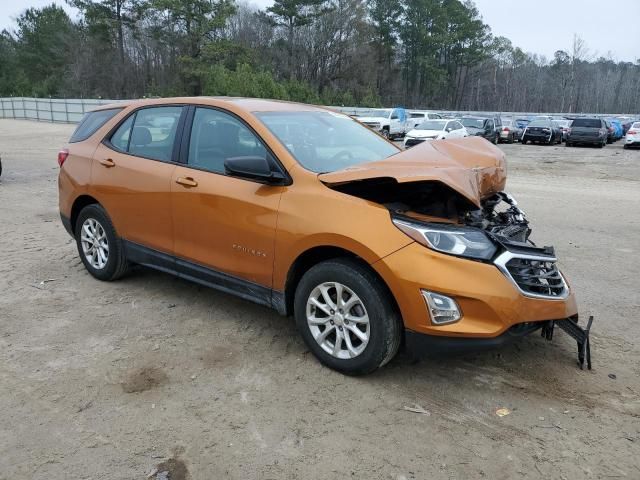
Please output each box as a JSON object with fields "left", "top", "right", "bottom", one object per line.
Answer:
{"left": 571, "top": 118, "right": 602, "bottom": 128}
{"left": 69, "top": 108, "right": 123, "bottom": 143}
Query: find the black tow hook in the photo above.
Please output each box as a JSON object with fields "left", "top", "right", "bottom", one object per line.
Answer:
{"left": 541, "top": 316, "right": 594, "bottom": 370}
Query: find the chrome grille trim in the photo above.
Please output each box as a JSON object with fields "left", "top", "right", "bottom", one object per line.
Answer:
{"left": 494, "top": 250, "right": 569, "bottom": 300}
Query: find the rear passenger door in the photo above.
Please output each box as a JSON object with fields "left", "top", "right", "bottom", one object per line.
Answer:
{"left": 91, "top": 105, "right": 184, "bottom": 254}
{"left": 170, "top": 106, "right": 284, "bottom": 290}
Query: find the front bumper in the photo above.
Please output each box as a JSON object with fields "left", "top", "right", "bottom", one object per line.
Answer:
{"left": 372, "top": 242, "right": 578, "bottom": 338}
{"left": 405, "top": 315, "right": 593, "bottom": 369}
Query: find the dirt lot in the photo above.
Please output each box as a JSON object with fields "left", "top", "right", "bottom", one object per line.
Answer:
{"left": 1, "top": 119, "right": 639, "bottom": 480}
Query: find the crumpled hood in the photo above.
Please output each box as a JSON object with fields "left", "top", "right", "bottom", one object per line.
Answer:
{"left": 318, "top": 136, "right": 506, "bottom": 208}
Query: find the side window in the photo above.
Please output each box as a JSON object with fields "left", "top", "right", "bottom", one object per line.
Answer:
{"left": 455, "top": 121, "right": 463, "bottom": 130}
{"left": 108, "top": 106, "right": 183, "bottom": 161}
{"left": 390, "top": 109, "right": 399, "bottom": 120}
{"left": 486, "top": 120, "right": 495, "bottom": 130}
{"left": 129, "top": 107, "right": 183, "bottom": 161}
{"left": 429, "top": 114, "right": 442, "bottom": 119}
{"left": 110, "top": 115, "right": 134, "bottom": 151}
{"left": 188, "top": 107, "right": 267, "bottom": 174}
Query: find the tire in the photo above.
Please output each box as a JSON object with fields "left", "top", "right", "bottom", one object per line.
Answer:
{"left": 521, "top": 139, "right": 527, "bottom": 145}
{"left": 597, "top": 143, "right": 604, "bottom": 148}
{"left": 508, "top": 133, "right": 514, "bottom": 144}
{"left": 566, "top": 141, "right": 572, "bottom": 147}
{"left": 294, "top": 258, "right": 402, "bottom": 376}
{"left": 493, "top": 134, "right": 498, "bottom": 145}
{"left": 381, "top": 129, "right": 390, "bottom": 140}
{"left": 75, "top": 204, "right": 129, "bottom": 281}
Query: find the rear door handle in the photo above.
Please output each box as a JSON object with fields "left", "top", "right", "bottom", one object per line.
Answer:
{"left": 175, "top": 176, "right": 198, "bottom": 188}
{"left": 99, "top": 158, "right": 115, "bottom": 168}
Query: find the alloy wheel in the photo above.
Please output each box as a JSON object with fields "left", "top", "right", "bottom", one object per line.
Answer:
{"left": 80, "top": 218, "right": 109, "bottom": 270}
{"left": 306, "top": 282, "right": 370, "bottom": 359}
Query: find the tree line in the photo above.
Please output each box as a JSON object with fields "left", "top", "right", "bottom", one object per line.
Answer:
{"left": 0, "top": 0, "right": 638, "bottom": 113}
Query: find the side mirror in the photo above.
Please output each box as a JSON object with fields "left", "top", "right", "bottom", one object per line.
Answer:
{"left": 224, "top": 156, "right": 288, "bottom": 185}
{"left": 446, "top": 127, "right": 452, "bottom": 132}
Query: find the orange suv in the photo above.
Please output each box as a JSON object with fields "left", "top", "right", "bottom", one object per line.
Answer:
{"left": 58, "top": 97, "right": 589, "bottom": 375}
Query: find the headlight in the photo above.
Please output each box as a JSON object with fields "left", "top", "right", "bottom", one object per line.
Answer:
{"left": 392, "top": 218, "right": 497, "bottom": 260}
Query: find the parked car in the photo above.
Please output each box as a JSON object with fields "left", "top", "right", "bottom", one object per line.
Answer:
{"left": 603, "top": 119, "right": 617, "bottom": 144}
{"left": 356, "top": 107, "right": 409, "bottom": 140}
{"left": 565, "top": 117, "right": 608, "bottom": 147}
{"left": 607, "top": 119, "right": 624, "bottom": 140}
{"left": 521, "top": 118, "right": 562, "bottom": 145}
{"left": 403, "top": 119, "right": 468, "bottom": 147}
{"left": 498, "top": 119, "right": 518, "bottom": 143}
{"left": 554, "top": 120, "right": 571, "bottom": 142}
{"left": 58, "top": 97, "right": 585, "bottom": 374}
{"left": 624, "top": 121, "right": 640, "bottom": 149}
{"left": 460, "top": 116, "right": 499, "bottom": 144}
{"left": 407, "top": 110, "right": 442, "bottom": 130}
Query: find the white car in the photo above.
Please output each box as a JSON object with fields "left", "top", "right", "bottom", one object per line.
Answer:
{"left": 407, "top": 110, "right": 443, "bottom": 130}
{"left": 403, "top": 119, "right": 468, "bottom": 148}
{"left": 624, "top": 122, "right": 640, "bottom": 149}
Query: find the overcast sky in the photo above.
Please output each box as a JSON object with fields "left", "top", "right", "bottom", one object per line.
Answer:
{"left": 2, "top": 0, "right": 639, "bottom": 62}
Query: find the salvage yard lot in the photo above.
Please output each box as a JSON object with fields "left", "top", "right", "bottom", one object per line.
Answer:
{"left": 1, "top": 119, "right": 639, "bottom": 480}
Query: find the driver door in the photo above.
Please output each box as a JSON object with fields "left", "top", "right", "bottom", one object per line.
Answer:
{"left": 170, "top": 106, "right": 285, "bottom": 289}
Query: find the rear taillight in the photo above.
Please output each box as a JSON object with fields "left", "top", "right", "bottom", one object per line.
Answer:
{"left": 57, "top": 148, "right": 69, "bottom": 167}
{"left": 503, "top": 127, "right": 510, "bottom": 132}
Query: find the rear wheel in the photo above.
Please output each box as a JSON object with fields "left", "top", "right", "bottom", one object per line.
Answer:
{"left": 294, "top": 258, "right": 402, "bottom": 375}
{"left": 508, "top": 133, "right": 514, "bottom": 144}
{"left": 381, "top": 129, "right": 390, "bottom": 140}
{"left": 75, "top": 204, "right": 129, "bottom": 281}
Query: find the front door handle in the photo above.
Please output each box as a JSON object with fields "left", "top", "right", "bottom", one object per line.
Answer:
{"left": 99, "top": 158, "right": 115, "bottom": 168}
{"left": 175, "top": 176, "right": 198, "bottom": 188}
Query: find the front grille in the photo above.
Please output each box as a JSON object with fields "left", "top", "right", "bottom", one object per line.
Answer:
{"left": 505, "top": 257, "right": 566, "bottom": 297}
{"left": 405, "top": 138, "right": 425, "bottom": 147}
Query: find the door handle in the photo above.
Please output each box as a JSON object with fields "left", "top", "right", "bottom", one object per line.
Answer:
{"left": 175, "top": 176, "right": 198, "bottom": 188}
{"left": 99, "top": 158, "right": 115, "bottom": 168}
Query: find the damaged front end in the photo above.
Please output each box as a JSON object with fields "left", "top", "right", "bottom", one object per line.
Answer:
{"left": 320, "top": 137, "right": 593, "bottom": 368}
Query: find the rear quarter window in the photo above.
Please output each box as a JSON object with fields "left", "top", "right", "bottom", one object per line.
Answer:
{"left": 69, "top": 108, "right": 123, "bottom": 143}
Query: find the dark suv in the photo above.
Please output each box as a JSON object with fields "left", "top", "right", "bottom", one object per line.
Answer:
{"left": 460, "top": 116, "right": 500, "bottom": 144}
{"left": 566, "top": 118, "right": 607, "bottom": 148}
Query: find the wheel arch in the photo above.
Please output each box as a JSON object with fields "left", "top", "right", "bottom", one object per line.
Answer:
{"left": 70, "top": 194, "right": 101, "bottom": 234}
{"left": 282, "top": 245, "right": 401, "bottom": 319}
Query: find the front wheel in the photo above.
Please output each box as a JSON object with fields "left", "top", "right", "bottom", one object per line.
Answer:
{"left": 294, "top": 259, "right": 402, "bottom": 375}
{"left": 75, "top": 204, "right": 129, "bottom": 281}
{"left": 381, "top": 129, "right": 390, "bottom": 140}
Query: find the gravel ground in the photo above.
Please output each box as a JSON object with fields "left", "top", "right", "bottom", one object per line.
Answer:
{"left": 1, "top": 119, "right": 639, "bottom": 480}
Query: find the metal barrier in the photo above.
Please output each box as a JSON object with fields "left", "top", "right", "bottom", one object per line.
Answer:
{"left": 1, "top": 97, "right": 634, "bottom": 124}
{"left": 0, "top": 97, "right": 125, "bottom": 124}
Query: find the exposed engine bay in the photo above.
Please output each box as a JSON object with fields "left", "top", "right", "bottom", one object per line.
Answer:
{"left": 327, "top": 177, "right": 531, "bottom": 244}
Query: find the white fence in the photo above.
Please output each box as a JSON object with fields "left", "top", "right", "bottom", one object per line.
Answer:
{"left": 1, "top": 97, "right": 635, "bottom": 124}
{"left": 0, "top": 97, "right": 124, "bottom": 123}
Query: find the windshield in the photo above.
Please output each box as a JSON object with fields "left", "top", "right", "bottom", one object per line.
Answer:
{"left": 416, "top": 120, "right": 447, "bottom": 130}
{"left": 461, "top": 118, "right": 485, "bottom": 128}
{"left": 361, "top": 109, "right": 391, "bottom": 118}
{"left": 256, "top": 111, "right": 399, "bottom": 173}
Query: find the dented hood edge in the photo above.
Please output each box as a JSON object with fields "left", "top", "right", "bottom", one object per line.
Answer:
{"left": 318, "top": 136, "right": 507, "bottom": 208}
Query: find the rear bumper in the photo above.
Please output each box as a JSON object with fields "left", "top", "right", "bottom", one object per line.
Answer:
{"left": 567, "top": 135, "right": 602, "bottom": 143}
